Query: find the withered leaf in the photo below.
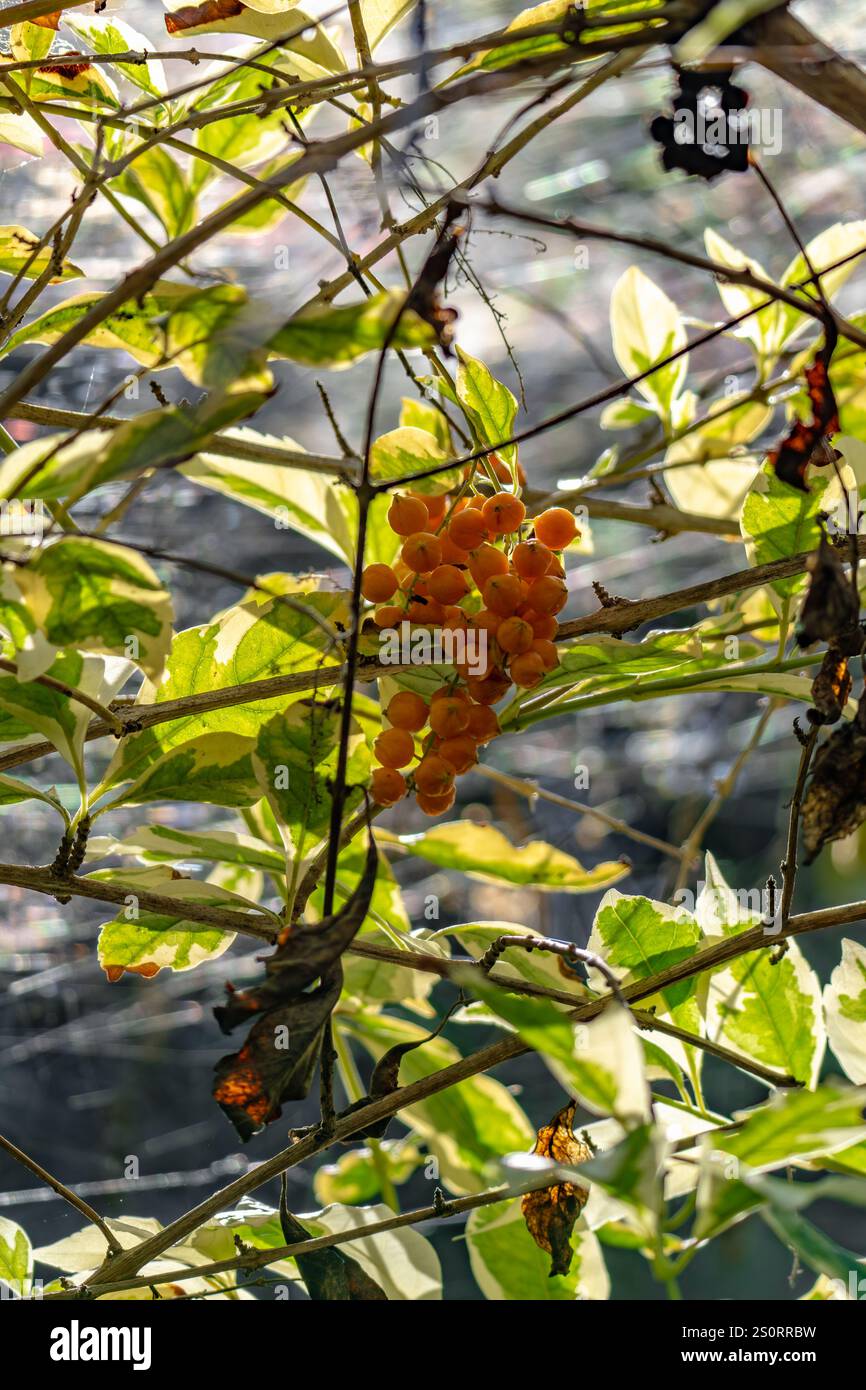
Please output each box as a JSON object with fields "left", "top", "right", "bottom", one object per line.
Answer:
{"left": 801, "top": 715, "right": 866, "bottom": 862}
{"left": 769, "top": 326, "right": 839, "bottom": 492}
{"left": 521, "top": 1101, "right": 591, "bottom": 1278}
{"left": 165, "top": 0, "right": 247, "bottom": 33}
{"left": 406, "top": 202, "right": 462, "bottom": 351}
{"left": 796, "top": 535, "right": 860, "bottom": 650}
{"left": 809, "top": 647, "right": 852, "bottom": 726}
{"left": 279, "top": 1193, "right": 387, "bottom": 1301}
{"left": 649, "top": 68, "right": 750, "bottom": 181}
{"left": 339, "top": 1004, "right": 458, "bottom": 1143}
{"left": 212, "top": 832, "right": 378, "bottom": 1140}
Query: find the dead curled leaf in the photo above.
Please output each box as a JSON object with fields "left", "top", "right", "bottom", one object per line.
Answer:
{"left": 801, "top": 703, "right": 866, "bottom": 863}
{"left": 809, "top": 648, "right": 852, "bottom": 726}
{"left": 769, "top": 325, "right": 839, "bottom": 492}
{"left": 338, "top": 1004, "right": 460, "bottom": 1143}
{"left": 279, "top": 1194, "right": 387, "bottom": 1301}
{"left": 521, "top": 1101, "right": 591, "bottom": 1277}
{"left": 796, "top": 536, "right": 861, "bottom": 653}
{"left": 212, "top": 833, "right": 378, "bottom": 1141}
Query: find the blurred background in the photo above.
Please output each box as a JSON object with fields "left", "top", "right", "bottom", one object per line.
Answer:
{"left": 1, "top": 0, "right": 865, "bottom": 1298}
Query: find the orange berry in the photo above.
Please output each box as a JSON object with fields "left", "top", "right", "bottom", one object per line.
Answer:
{"left": 401, "top": 531, "right": 442, "bottom": 574}
{"left": 407, "top": 597, "right": 445, "bottom": 625}
{"left": 428, "top": 564, "right": 469, "bottom": 605}
{"left": 387, "top": 691, "right": 429, "bottom": 732}
{"left": 512, "top": 539, "right": 552, "bottom": 581}
{"left": 388, "top": 494, "right": 428, "bottom": 536}
{"left": 439, "top": 532, "right": 470, "bottom": 566}
{"left": 424, "top": 493, "right": 448, "bottom": 526}
{"left": 467, "top": 704, "right": 500, "bottom": 744}
{"left": 429, "top": 696, "right": 470, "bottom": 738}
{"left": 414, "top": 755, "right": 456, "bottom": 796}
{"left": 468, "top": 542, "right": 509, "bottom": 588}
{"left": 448, "top": 508, "right": 489, "bottom": 553}
{"left": 525, "top": 575, "right": 568, "bottom": 616}
{"left": 473, "top": 608, "right": 502, "bottom": 638}
{"left": 432, "top": 684, "right": 471, "bottom": 706}
{"left": 374, "top": 727, "right": 415, "bottom": 769}
{"left": 526, "top": 611, "right": 558, "bottom": 639}
{"left": 531, "top": 638, "right": 559, "bottom": 671}
{"left": 534, "top": 506, "right": 578, "bottom": 550}
{"left": 466, "top": 669, "right": 511, "bottom": 705}
{"left": 482, "top": 491, "right": 526, "bottom": 536}
{"left": 416, "top": 786, "right": 456, "bottom": 817}
{"left": 374, "top": 604, "right": 404, "bottom": 628}
{"left": 361, "top": 563, "right": 398, "bottom": 603}
{"left": 442, "top": 609, "right": 469, "bottom": 633}
{"left": 438, "top": 734, "right": 478, "bottom": 774}
{"left": 497, "top": 615, "right": 534, "bottom": 655}
{"left": 546, "top": 553, "right": 566, "bottom": 579}
{"left": 371, "top": 766, "right": 407, "bottom": 806}
{"left": 483, "top": 573, "right": 527, "bottom": 618}
{"left": 509, "top": 651, "right": 545, "bottom": 688}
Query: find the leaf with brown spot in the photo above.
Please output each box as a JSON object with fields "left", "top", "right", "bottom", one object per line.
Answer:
{"left": 769, "top": 326, "right": 840, "bottom": 492}
{"left": 521, "top": 1101, "right": 591, "bottom": 1277}
{"left": 212, "top": 832, "right": 378, "bottom": 1140}
{"left": 809, "top": 647, "right": 852, "bottom": 726}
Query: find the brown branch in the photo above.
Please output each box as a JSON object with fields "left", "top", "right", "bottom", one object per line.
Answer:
{"left": 80, "top": 881, "right": 865, "bottom": 1288}
{"left": 747, "top": 9, "right": 866, "bottom": 137}
{"left": 0, "top": 1132, "right": 121, "bottom": 1258}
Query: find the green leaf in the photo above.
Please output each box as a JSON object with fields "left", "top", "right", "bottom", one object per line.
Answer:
{"left": 10, "top": 537, "right": 173, "bottom": 681}
{"left": 762, "top": 1206, "right": 865, "bottom": 1289}
{"left": 434, "top": 921, "right": 590, "bottom": 997}
{"left": 741, "top": 463, "right": 829, "bottom": 597}
{"left": 0, "top": 771, "right": 68, "bottom": 821}
{"left": 703, "top": 227, "right": 785, "bottom": 365}
{"left": 399, "top": 394, "right": 452, "bottom": 452}
{"left": 0, "top": 1217, "right": 33, "bottom": 1298}
{"left": 0, "top": 225, "right": 82, "bottom": 281}
{"left": 345, "top": 1010, "right": 534, "bottom": 1194}
{"left": 98, "top": 590, "right": 346, "bottom": 792}
{"left": 62, "top": 13, "right": 167, "bottom": 97}
{"left": 714, "top": 1084, "right": 866, "bottom": 1169}
{"left": 467, "top": 1197, "right": 609, "bottom": 1301}
{"left": 0, "top": 111, "right": 44, "bottom": 158}
{"left": 777, "top": 221, "right": 866, "bottom": 348}
{"left": 314, "top": 1141, "right": 423, "bottom": 1207}
{"left": 269, "top": 291, "right": 436, "bottom": 366}
{"left": 697, "top": 853, "right": 825, "bottom": 1086}
{"left": 378, "top": 821, "right": 628, "bottom": 892}
{"left": 369, "top": 426, "right": 459, "bottom": 495}
{"left": 455, "top": 348, "right": 518, "bottom": 468}
{"left": 182, "top": 427, "right": 358, "bottom": 564}
{"left": 252, "top": 701, "right": 370, "bottom": 891}
{"left": 96, "top": 878, "right": 257, "bottom": 978}
{"left": 462, "top": 976, "right": 650, "bottom": 1125}
{"left": 663, "top": 395, "right": 769, "bottom": 520}
{"left": 360, "top": 0, "right": 415, "bottom": 48}
{"left": 98, "top": 732, "right": 259, "bottom": 813}
{"left": 10, "top": 20, "right": 57, "bottom": 65}
{"left": 0, "top": 391, "right": 266, "bottom": 504}
{"left": 610, "top": 267, "right": 687, "bottom": 417}
{"left": 0, "top": 651, "right": 130, "bottom": 787}
{"left": 589, "top": 890, "right": 702, "bottom": 1018}
{"left": 823, "top": 938, "right": 866, "bottom": 1084}
{"left": 110, "top": 144, "right": 198, "bottom": 241}
{"left": 90, "top": 823, "right": 285, "bottom": 875}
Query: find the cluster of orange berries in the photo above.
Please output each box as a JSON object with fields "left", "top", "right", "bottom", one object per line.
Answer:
{"left": 362, "top": 484, "right": 578, "bottom": 816}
